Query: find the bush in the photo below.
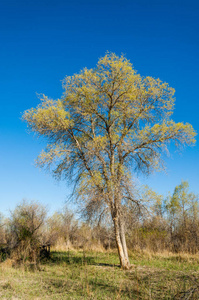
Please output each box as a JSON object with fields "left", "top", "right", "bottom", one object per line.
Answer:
{"left": 6, "top": 200, "right": 47, "bottom": 265}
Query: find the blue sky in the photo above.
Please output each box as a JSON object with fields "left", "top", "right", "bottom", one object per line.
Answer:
{"left": 0, "top": 0, "right": 198, "bottom": 216}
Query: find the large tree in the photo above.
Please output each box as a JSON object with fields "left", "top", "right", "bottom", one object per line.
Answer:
{"left": 23, "top": 53, "right": 196, "bottom": 269}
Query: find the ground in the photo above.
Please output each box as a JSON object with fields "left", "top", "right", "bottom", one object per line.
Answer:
{"left": 0, "top": 250, "right": 199, "bottom": 299}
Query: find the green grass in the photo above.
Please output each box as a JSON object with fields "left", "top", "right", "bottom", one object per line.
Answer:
{"left": 0, "top": 250, "right": 199, "bottom": 299}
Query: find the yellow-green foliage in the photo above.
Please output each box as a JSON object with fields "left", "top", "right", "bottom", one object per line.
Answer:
{"left": 23, "top": 52, "right": 196, "bottom": 201}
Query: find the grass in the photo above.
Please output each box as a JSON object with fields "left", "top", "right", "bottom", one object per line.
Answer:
{"left": 0, "top": 249, "right": 199, "bottom": 299}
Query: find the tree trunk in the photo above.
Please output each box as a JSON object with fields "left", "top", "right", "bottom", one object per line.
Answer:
{"left": 112, "top": 210, "right": 131, "bottom": 270}
{"left": 119, "top": 219, "right": 130, "bottom": 264}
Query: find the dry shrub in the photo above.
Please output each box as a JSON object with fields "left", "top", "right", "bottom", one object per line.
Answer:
{"left": 6, "top": 200, "right": 47, "bottom": 266}
{"left": 0, "top": 258, "right": 15, "bottom": 269}
{"left": 52, "top": 237, "right": 75, "bottom": 251}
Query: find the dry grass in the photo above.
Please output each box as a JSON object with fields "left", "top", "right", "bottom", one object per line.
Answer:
{"left": 51, "top": 239, "right": 106, "bottom": 253}
{"left": 0, "top": 249, "right": 199, "bottom": 299}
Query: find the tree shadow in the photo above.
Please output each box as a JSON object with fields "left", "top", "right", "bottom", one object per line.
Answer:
{"left": 43, "top": 251, "right": 121, "bottom": 268}
{"left": 95, "top": 262, "right": 120, "bottom": 268}
{"left": 88, "top": 279, "right": 140, "bottom": 298}
{"left": 44, "top": 251, "right": 95, "bottom": 265}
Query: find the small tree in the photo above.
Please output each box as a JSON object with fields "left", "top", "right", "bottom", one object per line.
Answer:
{"left": 0, "top": 213, "right": 6, "bottom": 244}
{"left": 46, "top": 207, "right": 78, "bottom": 247}
{"left": 23, "top": 53, "right": 196, "bottom": 269}
{"left": 8, "top": 200, "right": 47, "bottom": 264}
{"left": 166, "top": 181, "right": 199, "bottom": 252}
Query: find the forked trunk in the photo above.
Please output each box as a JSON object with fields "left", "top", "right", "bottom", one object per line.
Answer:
{"left": 113, "top": 212, "right": 131, "bottom": 270}
{"left": 120, "top": 220, "right": 129, "bottom": 262}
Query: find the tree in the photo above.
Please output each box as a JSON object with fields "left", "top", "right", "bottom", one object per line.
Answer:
{"left": 168, "top": 181, "right": 192, "bottom": 230}
{"left": 7, "top": 200, "right": 47, "bottom": 264}
{"left": 23, "top": 53, "right": 196, "bottom": 269}
{"left": 46, "top": 207, "right": 78, "bottom": 247}
{"left": 166, "top": 181, "right": 199, "bottom": 252}
{"left": 0, "top": 213, "right": 6, "bottom": 244}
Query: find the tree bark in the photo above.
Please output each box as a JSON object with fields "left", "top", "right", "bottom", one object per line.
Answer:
{"left": 112, "top": 210, "right": 131, "bottom": 269}
{"left": 119, "top": 219, "right": 130, "bottom": 265}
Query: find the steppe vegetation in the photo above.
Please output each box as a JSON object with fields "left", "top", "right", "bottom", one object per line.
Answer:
{"left": 0, "top": 179, "right": 199, "bottom": 299}
{"left": 0, "top": 53, "right": 195, "bottom": 298}
{"left": 0, "top": 250, "right": 199, "bottom": 299}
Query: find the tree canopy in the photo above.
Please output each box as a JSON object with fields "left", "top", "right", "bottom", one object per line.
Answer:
{"left": 23, "top": 53, "right": 196, "bottom": 269}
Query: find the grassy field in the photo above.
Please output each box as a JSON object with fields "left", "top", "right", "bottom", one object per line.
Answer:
{"left": 0, "top": 249, "right": 199, "bottom": 299}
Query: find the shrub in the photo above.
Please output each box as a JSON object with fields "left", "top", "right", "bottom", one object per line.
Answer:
{"left": 6, "top": 200, "right": 47, "bottom": 265}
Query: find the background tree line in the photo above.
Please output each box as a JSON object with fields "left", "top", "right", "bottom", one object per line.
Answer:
{"left": 0, "top": 180, "right": 198, "bottom": 266}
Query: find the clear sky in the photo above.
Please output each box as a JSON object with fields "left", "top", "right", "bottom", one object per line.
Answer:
{"left": 0, "top": 0, "right": 199, "bottom": 216}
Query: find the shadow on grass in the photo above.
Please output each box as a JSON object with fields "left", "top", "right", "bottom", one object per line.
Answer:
{"left": 46, "top": 251, "right": 95, "bottom": 265}
{"left": 43, "top": 251, "right": 120, "bottom": 268}
{"left": 95, "top": 262, "right": 120, "bottom": 268}
{"left": 40, "top": 252, "right": 138, "bottom": 298}
{"left": 88, "top": 279, "right": 139, "bottom": 298}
